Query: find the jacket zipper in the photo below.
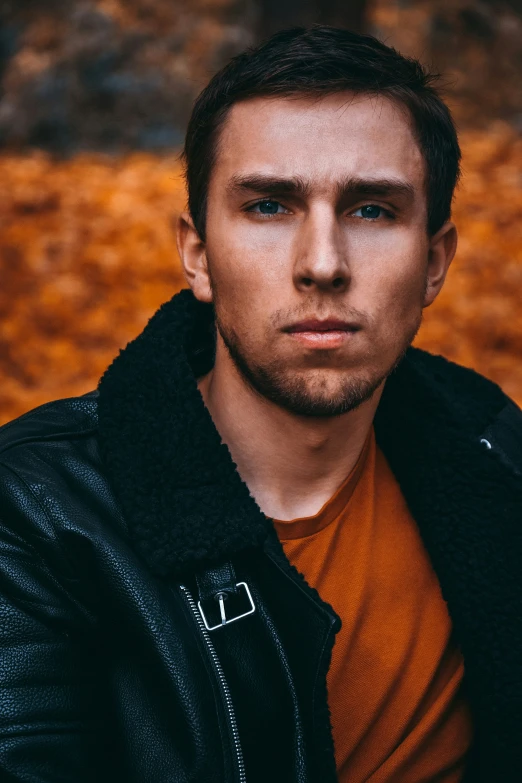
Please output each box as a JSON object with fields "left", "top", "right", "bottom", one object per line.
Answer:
{"left": 179, "top": 584, "right": 247, "bottom": 783}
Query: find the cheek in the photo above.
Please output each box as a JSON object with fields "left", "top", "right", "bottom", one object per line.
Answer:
{"left": 205, "top": 245, "right": 270, "bottom": 334}
{"left": 391, "top": 262, "right": 427, "bottom": 306}
{"left": 206, "top": 231, "right": 289, "bottom": 310}
{"left": 358, "top": 248, "right": 428, "bottom": 326}
{"left": 379, "top": 277, "right": 425, "bottom": 332}
{"left": 206, "top": 202, "right": 296, "bottom": 280}
{"left": 376, "top": 233, "right": 428, "bottom": 292}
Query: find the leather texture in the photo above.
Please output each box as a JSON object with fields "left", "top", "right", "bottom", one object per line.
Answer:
{"left": 0, "top": 289, "right": 521, "bottom": 782}
{"left": 0, "top": 398, "right": 340, "bottom": 783}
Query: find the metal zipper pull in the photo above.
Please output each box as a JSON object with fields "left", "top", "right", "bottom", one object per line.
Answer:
{"left": 179, "top": 583, "right": 247, "bottom": 783}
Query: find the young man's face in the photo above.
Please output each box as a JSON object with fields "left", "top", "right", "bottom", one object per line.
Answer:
{"left": 180, "top": 92, "right": 457, "bottom": 416}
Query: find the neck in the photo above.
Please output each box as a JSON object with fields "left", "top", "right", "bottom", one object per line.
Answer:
{"left": 198, "top": 339, "right": 383, "bottom": 521}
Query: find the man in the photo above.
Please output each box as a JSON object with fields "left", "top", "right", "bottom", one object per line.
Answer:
{"left": 0, "top": 25, "right": 521, "bottom": 783}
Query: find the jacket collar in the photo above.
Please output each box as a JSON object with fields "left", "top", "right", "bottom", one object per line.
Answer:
{"left": 97, "top": 289, "right": 272, "bottom": 579}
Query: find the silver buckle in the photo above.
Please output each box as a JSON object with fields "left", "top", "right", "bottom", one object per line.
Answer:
{"left": 198, "top": 581, "right": 256, "bottom": 631}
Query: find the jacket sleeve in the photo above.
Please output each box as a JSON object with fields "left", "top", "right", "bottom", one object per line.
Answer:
{"left": 0, "top": 464, "right": 112, "bottom": 782}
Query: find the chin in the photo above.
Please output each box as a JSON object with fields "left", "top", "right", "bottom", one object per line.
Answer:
{"left": 251, "top": 365, "right": 385, "bottom": 418}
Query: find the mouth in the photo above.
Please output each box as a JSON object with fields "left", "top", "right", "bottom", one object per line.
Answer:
{"left": 283, "top": 319, "right": 361, "bottom": 349}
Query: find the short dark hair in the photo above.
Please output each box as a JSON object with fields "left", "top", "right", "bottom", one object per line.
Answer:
{"left": 183, "top": 25, "right": 461, "bottom": 239}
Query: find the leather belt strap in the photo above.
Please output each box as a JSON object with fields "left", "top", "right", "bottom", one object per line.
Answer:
{"left": 195, "top": 560, "right": 239, "bottom": 603}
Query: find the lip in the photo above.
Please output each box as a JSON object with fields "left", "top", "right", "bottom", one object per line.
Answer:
{"left": 285, "top": 319, "right": 360, "bottom": 333}
{"left": 283, "top": 318, "right": 360, "bottom": 349}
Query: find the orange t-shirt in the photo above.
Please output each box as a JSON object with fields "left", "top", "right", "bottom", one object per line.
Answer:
{"left": 273, "top": 429, "right": 473, "bottom": 782}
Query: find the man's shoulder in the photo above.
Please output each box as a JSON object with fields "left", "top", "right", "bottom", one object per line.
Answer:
{"left": 0, "top": 391, "right": 99, "bottom": 458}
{"left": 408, "top": 346, "right": 513, "bottom": 400}
{"left": 407, "top": 347, "right": 522, "bottom": 470}
{"left": 0, "top": 390, "right": 128, "bottom": 551}
{"left": 0, "top": 391, "right": 101, "bottom": 492}
{"left": 408, "top": 346, "right": 520, "bottom": 414}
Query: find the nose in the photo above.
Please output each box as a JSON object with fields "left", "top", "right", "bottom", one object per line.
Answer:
{"left": 293, "top": 206, "right": 350, "bottom": 293}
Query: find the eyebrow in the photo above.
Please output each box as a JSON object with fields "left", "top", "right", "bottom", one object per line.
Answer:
{"left": 226, "top": 173, "right": 416, "bottom": 203}
{"left": 336, "top": 177, "right": 415, "bottom": 203}
{"left": 226, "top": 174, "right": 311, "bottom": 198}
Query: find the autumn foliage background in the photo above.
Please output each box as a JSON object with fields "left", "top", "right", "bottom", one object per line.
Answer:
{"left": 1, "top": 0, "right": 521, "bottom": 424}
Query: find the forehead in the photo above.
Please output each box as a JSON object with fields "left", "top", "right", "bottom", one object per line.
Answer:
{"left": 213, "top": 92, "right": 425, "bottom": 193}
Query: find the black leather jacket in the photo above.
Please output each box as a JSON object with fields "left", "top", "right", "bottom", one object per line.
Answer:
{"left": 1, "top": 290, "right": 521, "bottom": 783}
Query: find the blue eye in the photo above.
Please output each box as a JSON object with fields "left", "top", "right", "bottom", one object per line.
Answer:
{"left": 253, "top": 200, "right": 282, "bottom": 214}
{"left": 353, "top": 205, "right": 385, "bottom": 219}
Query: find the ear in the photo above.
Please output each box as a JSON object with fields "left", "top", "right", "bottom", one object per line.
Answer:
{"left": 176, "top": 211, "right": 213, "bottom": 303}
{"left": 423, "top": 220, "right": 458, "bottom": 308}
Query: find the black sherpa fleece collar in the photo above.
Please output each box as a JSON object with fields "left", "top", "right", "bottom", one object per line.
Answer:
{"left": 98, "top": 288, "right": 522, "bottom": 774}
{"left": 97, "top": 288, "right": 272, "bottom": 579}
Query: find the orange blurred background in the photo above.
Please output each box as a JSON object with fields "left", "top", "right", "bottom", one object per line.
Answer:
{"left": 1, "top": 0, "right": 521, "bottom": 425}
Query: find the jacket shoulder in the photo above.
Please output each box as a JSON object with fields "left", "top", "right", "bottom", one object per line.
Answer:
{"left": 408, "top": 347, "right": 522, "bottom": 470}
{"left": 0, "top": 391, "right": 99, "bottom": 457}
{"left": 0, "top": 390, "right": 126, "bottom": 557}
{"left": 408, "top": 346, "right": 508, "bottom": 398}
{"left": 407, "top": 346, "right": 519, "bottom": 416}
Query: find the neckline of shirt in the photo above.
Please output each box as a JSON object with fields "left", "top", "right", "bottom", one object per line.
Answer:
{"left": 272, "top": 427, "right": 375, "bottom": 541}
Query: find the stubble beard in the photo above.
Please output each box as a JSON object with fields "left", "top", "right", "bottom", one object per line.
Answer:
{"left": 214, "top": 308, "right": 422, "bottom": 418}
